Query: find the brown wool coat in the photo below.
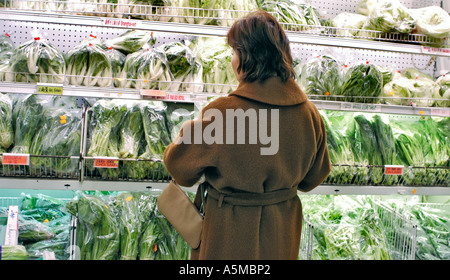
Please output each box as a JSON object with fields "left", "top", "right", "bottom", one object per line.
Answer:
{"left": 163, "top": 76, "right": 331, "bottom": 260}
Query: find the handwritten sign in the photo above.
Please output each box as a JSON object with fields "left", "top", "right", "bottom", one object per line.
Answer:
{"left": 94, "top": 157, "right": 119, "bottom": 168}
{"left": 384, "top": 165, "right": 404, "bottom": 175}
{"left": 2, "top": 153, "right": 30, "bottom": 166}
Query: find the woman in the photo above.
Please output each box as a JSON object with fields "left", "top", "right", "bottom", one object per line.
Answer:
{"left": 163, "top": 10, "right": 331, "bottom": 260}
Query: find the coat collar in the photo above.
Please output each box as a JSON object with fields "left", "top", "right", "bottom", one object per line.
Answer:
{"left": 228, "top": 76, "right": 308, "bottom": 106}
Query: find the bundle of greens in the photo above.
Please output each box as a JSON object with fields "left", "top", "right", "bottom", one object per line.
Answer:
{"left": 353, "top": 114, "right": 384, "bottom": 184}
{"left": 161, "top": 41, "right": 203, "bottom": 92}
{"left": 139, "top": 208, "right": 191, "bottom": 260}
{"left": 66, "top": 192, "right": 120, "bottom": 260}
{"left": 117, "top": 46, "right": 172, "bottom": 90}
{"left": 66, "top": 36, "right": 113, "bottom": 88}
{"left": 192, "top": 37, "right": 237, "bottom": 94}
{"left": 87, "top": 99, "right": 127, "bottom": 180}
{"left": 105, "top": 45, "right": 126, "bottom": 87}
{"left": 135, "top": 101, "right": 172, "bottom": 180}
{"left": 29, "top": 107, "right": 82, "bottom": 177}
{"left": 340, "top": 62, "right": 383, "bottom": 103}
{"left": 6, "top": 34, "right": 65, "bottom": 84}
{"left": 436, "top": 73, "right": 450, "bottom": 107}
{"left": 299, "top": 55, "right": 344, "bottom": 97}
{"left": 11, "top": 94, "right": 44, "bottom": 154}
{"left": 410, "top": 6, "right": 450, "bottom": 39}
{"left": 331, "top": 12, "right": 368, "bottom": 37}
{"left": 0, "top": 245, "right": 28, "bottom": 260}
{"left": 259, "top": 0, "right": 309, "bottom": 30}
{"left": 105, "top": 30, "right": 156, "bottom": 54}
{"left": 321, "top": 111, "right": 357, "bottom": 184}
{"left": 0, "top": 93, "right": 13, "bottom": 149}
{"left": 0, "top": 33, "right": 15, "bottom": 62}
{"left": 361, "top": 0, "right": 416, "bottom": 34}
{"left": 114, "top": 192, "right": 155, "bottom": 260}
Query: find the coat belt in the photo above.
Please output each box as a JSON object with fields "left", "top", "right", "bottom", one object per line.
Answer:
{"left": 205, "top": 185, "right": 298, "bottom": 208}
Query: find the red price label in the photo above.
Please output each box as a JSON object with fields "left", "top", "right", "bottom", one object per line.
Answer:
{"left": 94, "top": 157, "right": 119, "bottom": 168}
{"left": 384, "top": 165, "right": 404, "bottom": 175}
{"left": 2, "top": 153, "right": 30, "bottom": 166}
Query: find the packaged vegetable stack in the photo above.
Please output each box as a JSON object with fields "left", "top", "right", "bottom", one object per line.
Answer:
{"left": 301, "top": 195, "right": 392, "bottom": 260}
{"left": 66, "top": 191, "right": 192, "bottom": 260}
{"left": 0, "top": 193, "right": 72, "bottom": 260}
{"left": 321, "top": 111, "right": 449, "bottom": 186}
{"left": 86, "top": 99, "right": 193, "bottom": 181}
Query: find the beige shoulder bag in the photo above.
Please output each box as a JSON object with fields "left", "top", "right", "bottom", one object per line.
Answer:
{"left": 157, "top": 180, "right": 205, "bottom": 249}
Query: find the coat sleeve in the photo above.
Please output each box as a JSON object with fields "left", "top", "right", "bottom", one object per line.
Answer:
{"left": 163, "top": 106, "right": 218, "bottom": 187}
{"left": 298, "top": 114, "right": 331, "bottom": 192}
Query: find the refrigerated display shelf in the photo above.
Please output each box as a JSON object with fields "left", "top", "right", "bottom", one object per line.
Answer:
{"left": 0, "top": 81, "right": 448, "bottom": 116}
{"left": 0, "top": 9, "right": 448, "bottom": 57}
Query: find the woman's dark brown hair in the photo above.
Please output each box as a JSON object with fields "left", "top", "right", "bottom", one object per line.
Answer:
{"left": 227, "top": 10, "right": 295, "bottom": 83}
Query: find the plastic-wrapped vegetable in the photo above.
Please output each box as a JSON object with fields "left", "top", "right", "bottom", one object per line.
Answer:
{"left": 66, "top": 35, "right": 113, "bottom": 88}
{"left": 362, "top": 0, "right": 416, "bottom": 34}
{"left": 410, "top": 6, "right": 450, "bottom": 39}
{"left": 117, "top": 46, "right": 172, "bottom": 90}
{"left": 356, "top": 0, "right": 379, "bottom": 16}
{"left": 340, "top": 62, "right": 383, "bottom": 103}
{"left": 29, "top": 107, "right": 82, "bottom": 176}
{"left": 259, "top": 1, "right": 308, "bottom": 30}
{"left": 66, "top": 192, "right": 120, "bottom": 260}
{"left": 18, "top": 216, "right": 56, "bottom": 243}
{"left": 0, "top": 33, "right": 15, "bottom": 62}
{"left": 6, "top": 32, "right": 65, "bottom": 84}
{"left": 402, "top": 68, "right": 441, "bottom": 107}
{"left": 382, "top": 72, "right": 413, "bottom": 105}
{"left": 436, "top": 74, "right": 450, "bottom": 107}
{"left": 299, "top": 55, "right": 344, "bottom": 97}
{"left": 105, "top": 45, "right": 126, "bottom": 88}
{"left": 105, "top": 30, "right": 155, "bottom": 54}
{"left": 87, "top": 99, "right": 127, "bottom": 180}
{"left": 134, "top": 101, "right": 171, "bottom": 180}
{"left": 115, "top": 192, "right": 155, "bottom": 260}
{"left": 0, "top": 94, "right": 13, "bottom": 149}
{"left": 0, "top": 245, "right": 28, "bottom": 260}
{"left": 331, "top": 12, "right": 367, "bottom": 37}
{"left": 11, "top": 94, "right": 45, "bottom": 154}
{"left": 321, "top": 111, "right": 356, "bottom": 184}
{"left": 192, "top": 37, "right": 237, "bottom": 94}
{"left": 161, "top": 41, "right": 203, "bottom": 92}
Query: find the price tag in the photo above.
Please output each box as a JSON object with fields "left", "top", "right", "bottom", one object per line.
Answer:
{"left": 102, "top": 19, "right": 140, "bottom": 28}
{"left": 421, "top": 46, "right": 450, "bottom": 56}
{"left": 94, "top": 157, "right": 119, "bottom": 168}
{"left": 140, "top": 89, "right": 166, "bottom": 97}
{"left": 384, "top": 165, "right": 404, "bottom": 175}
{"left": 37, "top": 83, "right": 63, "bottom": 95}
{"left": 2, "top": 153, "right": 30, "bottom": 166}
{"left": 340, "top": 102, "right": 381, "bottom": 112}
{"left": 431, "top": 108, "right": 450, "bottom": 117}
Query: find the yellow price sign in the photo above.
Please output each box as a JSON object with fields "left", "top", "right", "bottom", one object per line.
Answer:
{"left": 37, "top": 83, "right": 63, "bottom": 95}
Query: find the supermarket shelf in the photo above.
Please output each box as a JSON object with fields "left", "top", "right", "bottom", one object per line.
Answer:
{"left": 0, "top": 177, "right": 448, "bottom": 195}
{"left": 1, "top": 10, "right": 449, "bottom": 57}
{"left": 0, "top": 82, "right": 211, "bottom": 103}
{"left": 1, "top": 82, "right": 448, "bottom": 116}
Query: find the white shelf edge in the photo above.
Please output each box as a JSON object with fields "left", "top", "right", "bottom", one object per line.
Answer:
{"left": 2, "top": 82, "right": 448, "bottom": 116}
{"left": 0, "top": 178, "right": 448, "bottom": 195}
{"left": 1, "top": 10, "right": 449, "bottom": 57}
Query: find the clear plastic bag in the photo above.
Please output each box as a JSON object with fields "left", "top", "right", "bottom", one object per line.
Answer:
{"left": 6, "top": 31, "right": 65, "bottom": 84}
{"left": 410, "top": 6, "right": 450, "bottom": 39}
{"left": 66, "top": 35, "right": 113, "bottom": 88}
{"left": 362, "top": 0, "right": 416, "bottom": 34}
